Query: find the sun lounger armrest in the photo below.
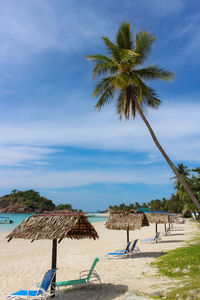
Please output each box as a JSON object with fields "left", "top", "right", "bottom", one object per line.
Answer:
{"left": 36, "top": 282, "right": 41, "bottom": 288}
{"left": 89, "top": 271, "right": 101, "bottom": 283}
{"left": 79, "top": 270, "right": 90, "bottom": 278}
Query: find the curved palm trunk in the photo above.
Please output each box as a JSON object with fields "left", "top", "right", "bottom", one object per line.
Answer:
{"left": 135, "top": 100, "right": 200, "bottom": 211}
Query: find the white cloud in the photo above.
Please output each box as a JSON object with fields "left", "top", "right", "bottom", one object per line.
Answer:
{"left": 0, "top": 146, "right": 57, "bottom": 166}
{"left": 144, "top": 0, "right": 183, "bottom": 16}
{"left": 0, "top": 0, "right": 107, "bottom": 61}
{"left": 0, "top": 166, "right": 171, "bottom": 189}
{"left": 167, "top": 12, "right": 200, "bottom": 63}
{"left": 0, "top": 101, "right": 199, "bottom": 165}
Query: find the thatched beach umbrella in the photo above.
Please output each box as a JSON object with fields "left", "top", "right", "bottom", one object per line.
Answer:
{"left": 145, "top": 212, "right": 169, "bottom": 235}
{"left": 105, "top": 212, "right": 149, "bottom": 243}
{"left": 6, "top": 213, "right": 99, "bottom": 295}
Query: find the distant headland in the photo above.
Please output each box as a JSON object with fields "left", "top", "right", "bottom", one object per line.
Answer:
{"left": 0, "top": 189, "right": 80, "bottom": 214}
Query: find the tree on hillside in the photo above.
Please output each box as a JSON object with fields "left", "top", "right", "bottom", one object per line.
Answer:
{"left": 86, "top": 21, "right": 200, "bottom": 211}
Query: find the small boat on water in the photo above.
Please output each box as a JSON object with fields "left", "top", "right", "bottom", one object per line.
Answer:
{"left": 0, "top": 216, "right": 14, "bottom": 224}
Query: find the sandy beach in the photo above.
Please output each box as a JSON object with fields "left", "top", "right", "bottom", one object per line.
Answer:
{"left": 1, "top": 220, "right": 195, "bottom": 300}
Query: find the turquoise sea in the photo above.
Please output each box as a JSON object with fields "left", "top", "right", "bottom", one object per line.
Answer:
{"left": 0, "top": 213, "right": 107, "bottom": 233}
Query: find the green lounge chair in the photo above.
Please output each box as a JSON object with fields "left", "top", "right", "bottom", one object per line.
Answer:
{"left": 56, "top": 257, "right": 101, "bottom": 289}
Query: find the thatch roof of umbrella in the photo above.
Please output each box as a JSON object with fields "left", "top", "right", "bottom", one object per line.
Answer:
{"left": 6, "top": 213, "right": 98, "bottom": 242}
{"left": 6, "top": 213, "right": 98, "bottom": 294}
{"left": 145, "top": 212, "right": 170, "bottom": 235}
{"left": 106, "top": 212, "right": 149, "bottom": 230}
{"left": 145, "top": 212, "right": 169, "bottom": 224}
{"left": 105, "top": 212, "right": 149, "bottom": 243}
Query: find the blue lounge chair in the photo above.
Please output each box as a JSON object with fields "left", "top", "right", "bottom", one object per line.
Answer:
{"left": 142, "top": 232, "right": 161, "bottom": 243}
{"left": 105, "top": 241, "right": 131, "bottom": 257}
{"left": 129, "top": 239, "right": 140, "bottom": 254}
{"left": 7, "top": 269, "right": 57, "bottom": 299}
{"left": 106, "top": 240, "right": 139, "bottom": 258}
{"left": 56, "top": 257, "right": 101, "bottom": 289}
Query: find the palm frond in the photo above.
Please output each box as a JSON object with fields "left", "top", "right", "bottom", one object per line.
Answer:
{"left": 138, "top": 82, "right": 161, "bottom": 108}
{"left": 116, "top": 22, "right": 134, "bottom": 49}
{"left": 116, "top": 91, "right": 125, "bottom": 119}
{"left": 95, "top": 85, "right": 115, "bottom": 110}
{"left": 124, "top": 87, "right": 132, "bottom": 119}
{"left": 111, "top": 72, "right": 131, "bottom": 88}
{"left": 120, "top": 49, "right": 140, "bottom": 66}
{"left": 134, "top": 31, "right": 155, "bottom": 64}
{"left": 101, "top": 37, "right": 121, "bottom": 61}
{"left": 85, "top": 54, "right": 118, "bottom": 78}
{"left": 130, "top": 98, "right": 136, "bottom": 118}
{"left": 136, "top": 65, "right": 174, "bottom": 81}
{"left": 92, "top": 62, "right": 118, "bottom": 79}
{"left": 92, "top": 76, "right": 116, "bottom": 97}
{"left": 85, "top": 54, "right": 114, "bottom": 63}
{"left": 130, "top": 73, "right": 161, "bottom": 108}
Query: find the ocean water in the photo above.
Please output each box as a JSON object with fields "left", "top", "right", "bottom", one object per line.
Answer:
{"left": 0, "top": 213, "right": 107, "bottom": 233}
{"left": 0, "top": 213, "right": 32, "bottom": 232}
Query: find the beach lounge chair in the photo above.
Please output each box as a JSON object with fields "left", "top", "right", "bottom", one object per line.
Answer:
{"left": 108, "top": 241, "right": 132, "bottom": 254}
{"left": 142, "top": 232, "right": 161, "bottom": 243}
{"left": 7, "top": 268, "right": 56, "bottom": 299}
{"left": 106, "top": 240, "right": 139, "bottom": 258}
{"left": 129, "top": 239, "right": 140, "bottom": 254}
{"left": 56, "top": 257, "right": 101, "bottom": 290}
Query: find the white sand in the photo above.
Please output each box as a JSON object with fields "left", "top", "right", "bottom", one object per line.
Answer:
{"left": 0, "top": 220, "right": 195, "bottom": 299}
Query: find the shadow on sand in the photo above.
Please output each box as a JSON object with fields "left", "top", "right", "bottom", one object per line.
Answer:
{"left": 159, "top": 240, "right": 184, "bottom": 243}
{"left": 169, "top": 233, "right": 184, "bottom": 236}
{"left": 129, "top": 251, "right": 167, "bottom": 258}
{"left": 55, "top": 283, "right": 128, "bottom": 300}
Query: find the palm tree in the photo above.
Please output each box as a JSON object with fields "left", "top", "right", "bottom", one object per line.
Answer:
{"left": 86, "top": 22, "right": 200, "bottom": 211}
{"left": 171, "top": 163, "right": 191, "bottom": 199}
{"left": 171, "top": 164, "right": 196, "bottom": 216}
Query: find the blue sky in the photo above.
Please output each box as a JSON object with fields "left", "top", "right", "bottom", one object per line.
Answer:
{"left": 0, "top": 0, "right": 200, "bottom": 211}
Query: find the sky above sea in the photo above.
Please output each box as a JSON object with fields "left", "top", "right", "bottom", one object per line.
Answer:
{"left": 0, "top": 0, "right": 199, "bottom": 211}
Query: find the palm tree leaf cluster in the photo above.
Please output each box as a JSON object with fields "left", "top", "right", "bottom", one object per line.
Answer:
{"left": 86, "top": 22, "right": 174, "bottom": 120}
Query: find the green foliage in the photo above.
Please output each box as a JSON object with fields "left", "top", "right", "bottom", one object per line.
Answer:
{"left": 151, "top": 225, "right": 200, "bottom": 299}
{"left": 0, "top": 189, "right": 55, "bottom": 212}
{"left": 171, "top": 164, "right": 200, "bottom": 216}
{"left": 164, "top": 280, "right": 200, "bottom": 300}
{"left": 109, "top": 202, "right": 147, "bottom": 212}
{"left": 0, "top": 189, "right": 79, "bottom": 213}
{"left": 152, "top": 244, "right": 200, "bottom": 278}
{"left": 86, "top": 21, "right": 174, "bottom": 120}
{"left": 56, "top": 204, "right": 73, "bottom": 210}
{"left": 55, "top": 203, "right": 82, "bottom": 212}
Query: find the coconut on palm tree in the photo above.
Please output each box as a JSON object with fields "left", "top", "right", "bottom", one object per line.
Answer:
{"left": 86, "top": 21, "right": 200, "bottom": 211}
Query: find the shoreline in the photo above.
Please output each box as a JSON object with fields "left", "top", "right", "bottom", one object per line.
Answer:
{"left": 1, "top": 220, "right": 194, "bottom": 300}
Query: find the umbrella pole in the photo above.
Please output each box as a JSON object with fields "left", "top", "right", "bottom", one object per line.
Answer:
{"left": 155, "top": 223, "right": 158, "bottom": 234}
{"left": 51, "top": 239, "right": 57, "bottom": 297}
{"left": 164, "top": 223, "right": 167, "bottom": 236}
{"left": 127, "top": 230, "right": 129, "bottom": 243}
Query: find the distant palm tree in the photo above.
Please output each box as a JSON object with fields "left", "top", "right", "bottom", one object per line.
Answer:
{"left": 171, "top": 163, "right": 191, "bottom": 200}
{"left": 86, "top": 22, "right": 200, "bottom": 210}
{"left": 172, "top": 164, "right": 196, "bottom": 215}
